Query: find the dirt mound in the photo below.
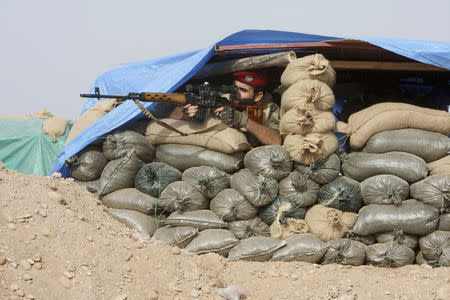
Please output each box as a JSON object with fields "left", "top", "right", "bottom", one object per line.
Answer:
{"left": 0, "top": 168, "right": 449, "bottom": 299}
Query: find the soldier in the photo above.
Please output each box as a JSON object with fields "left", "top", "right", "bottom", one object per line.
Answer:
{"left": 170, "top": 70, "right": 281, "bottom": 146}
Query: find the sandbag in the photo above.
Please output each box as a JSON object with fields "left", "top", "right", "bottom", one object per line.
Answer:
{"left": 410, "top": 174, "right": 449, "bottom": 211}
{"left": 343, "top": 232, "right": 376, "bottom": 246}
{"left": 271, "top": 233, "right": 328, "bottom": 263}
{"left": 66, "top": 100, "right": 116, "bottom": 144}
{"left": 428, "top": 155, "right": 450, "bottom": 176}
{"left": 419, "top": 230, "right": 450, "bottom": 267}
{"left": 366, "top": 242, "right": 415, "bottom": 267}
{"left": 158, "top": 181, "right": 209, "bottom": 213}
{"left": 66, "top": 146, "right": 107, "bottom": 181}
{"left": 278, "top": 171, "right": 319, "bottom": 207}
{"left": 337, "top": 102, "right": 450, "bottom": 150}
{"left": 305, "top": 205, "right": 358, "bottom": 242}
{"left": 416, "top": 251, "right": 427, "bottom": 265}
{"left": 342, "top": 151, "right": 427, "bottom": 183}
{"left": 210, "top": 189, "right": 258, "bottom": 221}
{"left": 156, "top": 144, "right": 244, "bottom": 173}
{"left": 42, "top": 116, "right": 70, "bottom": 142}
{"left": 152, "top": 226, "right": 198, "bottom": 248}
{"left": 375, "top": 230, "right": 418, "bottom": 250}
{"left": 280, "top": 54, "right": 336, "bottom": 88}
{"left": 318, "top": 176, "right": 362, "bottom": 213}
{"left": 230, "top": 169, "right": 278, "bottom": 207}
{"left": 294, "top": 153, "right": 340, "bottom": 185}
{"left": 184, "top": 229, "right": 239, "bottom": 256}
{"left": 103, "top": 130, "right": 155, "bottom": 162}
{"left": 270, "top": 217, "right": 308, "bottom": 240}
{"left": 145, "top": 117, "right": 250, "bottom": 154}
{"left": 228, "top": 217, "right": 271, "bottom": 239}
{"left": 439, "top": 213, "right": 450, "bottom": 231}
{"left": 228, "top": 236, "right": 286, "bottom": 261}
{"left": 363, "top": 129, "right": 450, "bottom": 162}
{"left": 283, "top": 132, "right": 339, "bottom": 165}
{"left": 101, "top": 188, "right": 159, "bottom": 214}
{"left": 259, "top": 196, "right": 306, "bottom": 225}
{"left": 105, "top": 208, "right": 159, "bottom": 236}
{"left": 360, "top": 174, "right": 409, "bottom": 206}
{"left": 182, "top": 166, "right": 229, "bottom": 199}
{"left": 164, "top": 210, "right": 227, "bottom": 230}
{"left": 74, "top": 179, "right": 99, "bottom": 194}
{"left": 97, "top": 150, "right": 144, "bottom": 198}
{"left": 321, "top": 238, "right": 366, "bottom": 266}
{"left": 352, "top": 199, "right": 440, "bottom": 236}
{"left": 280, "top": 107, "right": 336, "bottom": 135}
{"left": 243, "top": 145, "right": 293, "bottom": 180}
{"left": 134, "top": 162, "right": 182, "bottom": 198}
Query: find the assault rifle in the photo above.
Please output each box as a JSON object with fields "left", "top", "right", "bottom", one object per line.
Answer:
{"left": 80, "top": 83, "right": 263, "bottom": 135}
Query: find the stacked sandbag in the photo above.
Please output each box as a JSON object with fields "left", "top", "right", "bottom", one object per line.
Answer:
{"left": 418, "top": 231, "right": 450, "bottom": 267}
{"left": 134, "top": 162, "right": 182, "bottom": 198}
{"left": 279, "top": 54, "right": 338, "bottom": 165}
{"left": 427, "top": 155, "right": 450, "bottom": 176}
{"left": 66, "top": 146, "right": 107, "bottom": 181}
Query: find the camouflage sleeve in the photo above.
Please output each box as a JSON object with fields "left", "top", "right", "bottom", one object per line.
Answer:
{"left": 262, "top": 102, "right": 280, "bottom": 131}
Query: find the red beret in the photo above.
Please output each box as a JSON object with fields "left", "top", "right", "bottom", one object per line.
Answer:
{"left": 232, "top": 70, "right": 268, "bottom": 87}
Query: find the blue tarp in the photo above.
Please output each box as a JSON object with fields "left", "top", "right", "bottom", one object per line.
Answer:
{"left": 51, "top": 29, "right": 450, "bottom": 176}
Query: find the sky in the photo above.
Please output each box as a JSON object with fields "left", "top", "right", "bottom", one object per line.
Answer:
{"left": 1, "top": 0, "right": 449, "bottom": 120}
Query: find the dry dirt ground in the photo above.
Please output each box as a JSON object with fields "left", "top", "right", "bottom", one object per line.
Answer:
{"left": 0, "top": 167, "right": 449, "bottom": 300}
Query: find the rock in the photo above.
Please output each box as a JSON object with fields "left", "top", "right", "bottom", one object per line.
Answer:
{"left": 15, "top": 289, "right": 25, "bottom": 297}
{"left": 32, "top": 254, "right": 41, "bottom": 262}
{"left": 144, "top": 289, "right": 159, "bottom": 300}
{"left": 23, "top": 274, "right": 32, "bottom": 281}
{"left": 33, "top": 262, "right": 42, "bottom": 270}
{"left": 123, "top": 265, "right": 132, "bottom": 273}
{"left": 28, "top": 294, "right": 36, "bottom": 299}
{"left": 41, "top": 228, "right": 51, "bottom": 237}
{"left": 217, "top": 285, "right": 244, "bottom": 300}
{"left": 65, "top": 261, "right": 76, "bottom": 272}
{"left": 8, "top": 223, "right": 17, "bottom": 231}
{"left": 87, "top": 236, "right": 93, "bottom": 242}
{"left": 64, "top": 271, "right": 74, "bottom": 279}
{"left": 10, "top": 283, "right": 19, "bottom": 291}
{"left": 171, "top": 246, "right": 180, "bottom": 255}
{"left": 114, "top": 294, "right": 128, "bottom": 300}
{"left": 125, "top": 253, "right": 133, "bottom": 261}
{"left": 20, "top": 260, "right": 32, "bottom": 270}
{"left": 26, "top": 259, "right": 34, "bottom": 265}
{"left": 189, "top": 289, "right": 201, "bottom": 298}
{"left": 38, "top": 210, "right": 47, "bottom": 217}
{"left": 0, "top": 257, "right": 7, "bottom": 265}
{"left": 436, "top": 284, "right": 450, "bottom": 300}
{"left": 59, "top": 276, "right": 73, "bottom": 289}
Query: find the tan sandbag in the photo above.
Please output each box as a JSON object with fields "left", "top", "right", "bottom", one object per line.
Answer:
{"left": 336, "top": 103, "right": 450, "bottom": 150}
{"left": 280, "top": 79, "right": 335, "bottom": 115}
{"left": 283, "top": 132, "right": 338, "bottom": 165}
{"left": 280, "top": 107, "right": 335, "bottom": 135}
{"left": 42, "top": 116, "right": 70, "bottom": 142}
{"left": 305, "top": 204, "right": 358, "bottom": 242}
{"left": 281, "top": 54, "right": 336, "bottom": 88}
{"left": 270, "top": 218, "right": 309, "bottom": 240}
{"left": 66, "top": 100, "right": 117, "bottom": 145}
{"left": 145, "top": 117, "right": 250, "bottom": 154}
{"left": 2, "top": 108, "right": 54, "bottom": 119}
{"left": 428, "top": 155, "right": 450, "bottom": 176}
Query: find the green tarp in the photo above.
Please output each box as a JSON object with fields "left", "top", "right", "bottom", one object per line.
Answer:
{"left": 0, "top": 118, "right": 71, "bottom": 175}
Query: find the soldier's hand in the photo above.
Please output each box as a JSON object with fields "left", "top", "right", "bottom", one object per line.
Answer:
{"left": 182, "top": 104, "right": 198, "bottom": 120}
{"left": 219, "top": 107, "right": 248, "bottom": 128}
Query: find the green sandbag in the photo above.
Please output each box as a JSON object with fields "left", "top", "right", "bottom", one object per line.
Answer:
{"left": 278, "top": 171, "right": 319, "bottom": 207}
{"left": 155, "top": 144, "right": 243, "bottom": 173}
{"left": 259, "top": 196, "right": 306, "bottom": 225}
{"left": 439, "top": 213, "right": 450, "bottom": 231}
{"left": 184, "top": 229, "right": 239, "bottom": 256}
{"left": 210, "top": 189, "right": 258, "bottom": 221}
{"left": 74, "top": 179, "right": 99, "bottom": 194}
{"left": 101, "top": 188, "right": 159, "bottom": 214}
{"left": 366, "top": 242, "right": 415, "bottom": 267}
{"left": 105, "top": 208, "right": 159, "bottom": 236}
{"left": 343, "top": 232, "right": 376, "bottom": 246}
{"left": 152, "top": 226, "right": 198, "bottom": 248}
{"left": 352, "top": 199, "right": 440, "bottom": 236}
{"left": 321, "top": 238, "right": 366, "bottom": 266}
{"left": 228, "top": 217, "right": 270, "bottom": 239}
{"left": 158, "top": 181, "right": 209, "bottom": 213}
{"left": 97, "top": 150, "right": 144, "bottom": 198}
{"left": 230, "top": 169, "right": 278, "bottom": 207}
{"left": 410, "top": 174, "right": 450, "bottom": 212}
{"left": 342, "top": 151, "right": 427, "bottom": 183}
{"left": 318, "top": 176, "right": 362, "bottom": 213}
{"left": 294, "top": 153, "right": 340, "bottom": 184}
{"left": 164, "top": 210, "right": 227, "bottom": 230}
{"left": 419, "top": 230, "right": 450, "bottom": 267}
{"left": 103, "top": 130, "right": 155, "bottom": 162}
{"left": 360, "top": 174, "right": 409, "bottom": 206}
{"left": 134, "top": 162, "right": 181, "bottom": 198}
{"left": 271, "top": 233, "right": 328, "bottom": 263}
{"left": 243, "top": 145, "right": 293, "bottom": 180}
{"left": 375, "top": 230, "right": 418, "bottom": 249}
{"left": 182, "top": 166, "right": 229, "bottom": 199}
{"left": 228, "top": 236, "right": 286, "bottom": 261}
{"left": 67, "top": 145, "right": 107, "bottom": 181}
{"left": 363, "top": 128, "right": 450, "bottom": 162}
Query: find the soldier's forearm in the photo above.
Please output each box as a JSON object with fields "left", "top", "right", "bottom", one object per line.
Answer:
{"left": 245, "top": 119, "right": 282, "bottom": 145}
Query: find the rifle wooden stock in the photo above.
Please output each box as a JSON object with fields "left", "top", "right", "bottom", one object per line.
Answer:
{"left": 141, "top": 93, "right": 188, "bottom": 105}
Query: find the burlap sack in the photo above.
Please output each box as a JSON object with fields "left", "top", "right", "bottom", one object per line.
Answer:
{"left": 2, "top": 109, "right": 54, "bottom": 119}
{"left": 280, "top": 107, "right": 336, "bottom": 135}
{"left": 280, "top": 79, "right": 335, "bottom": 115}
{"left": 428, "top": 155, "right": 450, "bottom": 176}
{"left": 335, "top": 103, "right": 450, "bottom": 150}
{"left": 283, "top": 132, "right": 339, "bottom": 165}
{"left": 280, "top": 54, "right": 336, "bottom": 88}
{"left": 145, "top": 117, "right": 250, "bottom": 154}
{"left": 66, "top": 100, "right": 116, "bottom": 144}
{"left": 304, "top": 205, "right": 358, "bottom": 242}
{"left": 42, "top": 117, "right": 70, "bottom": 142}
